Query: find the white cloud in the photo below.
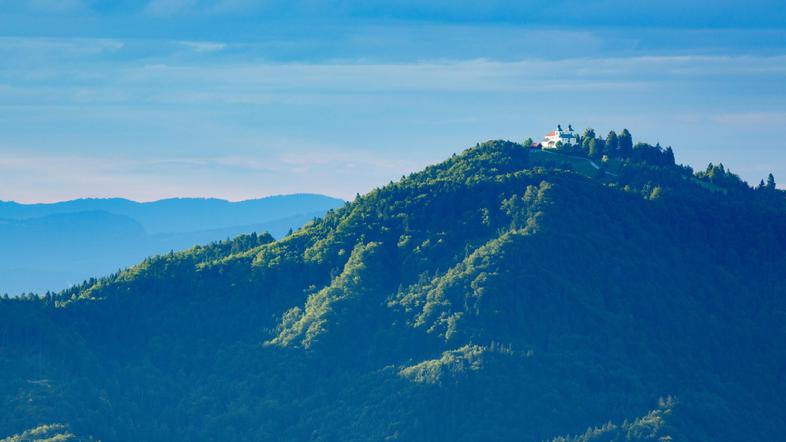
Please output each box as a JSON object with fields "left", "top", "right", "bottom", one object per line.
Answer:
{"left": 0, "top": 37, "right": 124, "bottom": 56}
{"left": 1, "top": 35, "right": 784, "bottom": 202}
{"left": 176, "top": 40, "right": 228, "bottom": 53}
{"left": 61, "top": 54, "right": 779, "bottom": 104}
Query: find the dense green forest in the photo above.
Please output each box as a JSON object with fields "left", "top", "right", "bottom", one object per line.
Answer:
{"left": 2, "top": 136, "right": 786, "bottom": 441}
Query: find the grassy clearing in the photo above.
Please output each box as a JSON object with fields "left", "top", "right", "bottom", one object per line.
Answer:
{"left": 530, "top": 149, "right": 620, "bottom": 179}
{"left": 530, "top": 148, "right": 726, "bottom": 193}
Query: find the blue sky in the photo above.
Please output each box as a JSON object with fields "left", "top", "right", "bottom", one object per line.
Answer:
{"left": 1, "top": 1, "right": 785, "bottom": 202}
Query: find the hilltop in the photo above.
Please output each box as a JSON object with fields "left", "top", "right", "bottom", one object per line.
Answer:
{"left": 2, "top": 140, "right": 786, "bottom": 441}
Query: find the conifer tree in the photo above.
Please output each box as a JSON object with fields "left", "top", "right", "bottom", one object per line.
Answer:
{"left": 605, "top": 131, "right": 618, "bottom": 157}
{"left": 665, "top": 146, "right": 675, "bottom": 166}
{"left": 582, "top": 128, "right": 596, "bottom": 151}
{"left": 587, "top": 138, "right": 601, "bottom": 159}
{"left": 619, "top": 129, "right": 633, "bottom": 158}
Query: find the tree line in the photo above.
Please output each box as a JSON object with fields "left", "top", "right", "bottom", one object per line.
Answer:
{"left": 527, "top": 128, "right": 676, "bottom": 168}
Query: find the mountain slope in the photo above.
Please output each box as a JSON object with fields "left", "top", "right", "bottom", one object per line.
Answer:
{"left": 2, "top": 141, "right": 786, "bottom": 441}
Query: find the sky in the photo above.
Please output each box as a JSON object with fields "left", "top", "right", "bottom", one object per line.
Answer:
{"left": 1, "top": 1, "right": 785, "bottom": 202}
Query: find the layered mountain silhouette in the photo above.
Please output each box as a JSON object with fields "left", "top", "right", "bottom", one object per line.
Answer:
{"left": 2, "top": 141, "right": 785, "bottom": 441}
{"left": 0, "top": 194, "right": 344, "bottom": 295}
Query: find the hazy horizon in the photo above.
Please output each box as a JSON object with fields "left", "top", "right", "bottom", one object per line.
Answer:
{"left": 0, "top": 192, "right": 345, "bottom": 205}
{"left": 2, "top": 0, "right": 785, "bottom": 202}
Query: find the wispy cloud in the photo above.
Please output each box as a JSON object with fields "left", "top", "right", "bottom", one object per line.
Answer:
{"left": 0, "top": 146, "right": 422, "bottom": 203}
{"left": 711, "top": 112, "right": 786, "bottom": 126}
{"left": 0, "top": 37, "right": 124, "bottom": 56}
{"left": 176, "top": 40, "right": 228, "bottom": 53}
{"left": 4, "top": 51, "right": 785, "bottom": 108}
{"left": 0, "top": 30, "right": 784, "bottom": 202}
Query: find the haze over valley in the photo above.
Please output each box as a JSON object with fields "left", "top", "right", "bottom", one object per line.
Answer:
{"left": 0, "top": 194, "right": 343, "bottom": 295}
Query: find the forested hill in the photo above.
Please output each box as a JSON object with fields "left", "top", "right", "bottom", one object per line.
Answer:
{"left": 3, "top": 140, "right": 786, "bottom": 441}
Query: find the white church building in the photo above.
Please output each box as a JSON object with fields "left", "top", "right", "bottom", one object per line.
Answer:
{"left": 541, "top": 124, "right": 578, "bottom": 149}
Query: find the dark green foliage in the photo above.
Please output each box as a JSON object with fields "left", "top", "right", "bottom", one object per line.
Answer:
{"left": 695, "top": 162, "right": 748, "bottom": 193}
{"left": 631, "top": 142, "right": 675, "bottom": 167}
{"left": 2, "top": 140, "right": 786, "bottom": 441}
{"left": 581, "top": 128, "right": 596, "bottom": 148}
{"left": 618, "top": 129, "right": 633, "bottom": 158}
{"left": 606, "top": 130, "right": 619, "bottom": 157}
{"left": 577, "top": 128, "right": 602, "bottom": 159}
{"left": 550, "top": 397, "right": 676, "bottom": 442}
{"left": 587, "top": 138, "right": 600, "bottom": 159}
{"left": 664, "top": 146, "right": 675, "bottom": 166}
{"left": 540, "top": 128, "right": 669, "bottom": 169}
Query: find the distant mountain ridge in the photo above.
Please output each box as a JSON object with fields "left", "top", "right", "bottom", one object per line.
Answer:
{"left": 0, "top": 194, "right": 344, "bottom": 234}
{"left": 0, "top": 194, "right": 344, "bottom": 295}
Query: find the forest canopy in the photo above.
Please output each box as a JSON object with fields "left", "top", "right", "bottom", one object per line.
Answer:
{"left": 2, "top": 138, "right": 785, "bottom": 441}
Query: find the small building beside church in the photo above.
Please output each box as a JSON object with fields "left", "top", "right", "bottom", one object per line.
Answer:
{"left": 542, "top": 124, "right": 578, "bottom": 149}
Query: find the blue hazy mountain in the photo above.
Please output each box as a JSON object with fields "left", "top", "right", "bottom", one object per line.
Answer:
{"left": 0, "top": 194, "right": 344, "bottom": 234}
{"left": 0, "top": 194, "right": 344, "bottom": 295}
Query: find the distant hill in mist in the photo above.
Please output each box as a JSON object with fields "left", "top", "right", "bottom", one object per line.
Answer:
{"left": 0, "top": 194, "right": 344, "bottom": 295}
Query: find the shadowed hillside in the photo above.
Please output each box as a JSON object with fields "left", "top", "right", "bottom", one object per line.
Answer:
{"left": 2, "top": 141, "right": 785, "bottom": 441}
